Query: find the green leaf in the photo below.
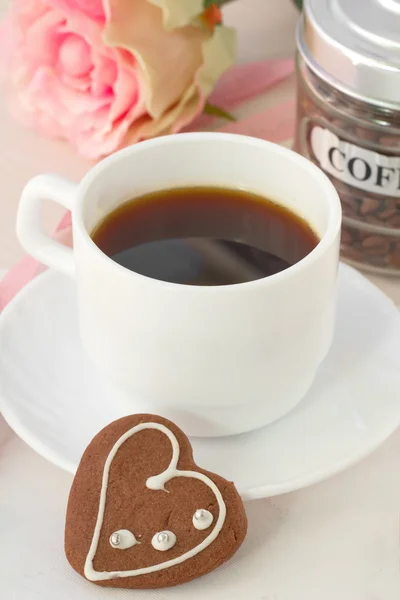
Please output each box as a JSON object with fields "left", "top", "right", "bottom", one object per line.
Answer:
{"left": 293, "top": 0, "right": 303, "bottom": 9}
{"left": 204, "top": 102, "right": 236, "bottom": 122}
{"left": 203, "top": 0, "right": 232, "bottom": 8}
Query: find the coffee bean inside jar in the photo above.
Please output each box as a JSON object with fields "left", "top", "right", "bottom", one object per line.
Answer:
{"left": 295, "top": 0, "right": 400, "bottom": 276}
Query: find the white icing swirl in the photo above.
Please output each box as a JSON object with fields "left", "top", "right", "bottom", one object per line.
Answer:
{"left": 84, "top": 422, "right": 226, "bottom": 582}
{"left": 151, "top": 531, "right": 177, "bottom": 551}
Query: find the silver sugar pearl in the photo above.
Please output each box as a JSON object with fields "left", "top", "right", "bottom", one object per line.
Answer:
{"left": 192, "top": 509, "right": 213, "bottom": 530}
{"left": 152, "top": 530, "right": 176, "bottom": 551}
{"left": 110, "top": 533, "right": 120, "bottom": 547}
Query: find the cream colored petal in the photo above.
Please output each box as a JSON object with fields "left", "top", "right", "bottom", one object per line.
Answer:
{"left": 195, "top": 25, "right": 236, "bottom": 100}
{"left": 171, "top": 25, "right": 237, "bottom": 134}
{"left": 135, "top": 83, "right": 198, "bottom": 139}
{"left": 123, "top": 25, "right": 236, "bottom": 144}
{"left": 148, "top": 0, "right": 203, "bottom": 30}
{"left": 103, "top": 0, "right": 208, "bottom": 119}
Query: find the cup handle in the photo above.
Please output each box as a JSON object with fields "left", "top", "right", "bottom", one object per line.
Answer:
{"left": 16, "top": 175, "right": 77, "bottom": 278}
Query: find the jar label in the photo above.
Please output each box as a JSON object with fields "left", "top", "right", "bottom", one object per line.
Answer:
{"left": 311, "top": 126, "right": 400, "bottom": 197}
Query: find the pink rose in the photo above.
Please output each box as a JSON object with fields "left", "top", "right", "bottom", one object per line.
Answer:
{"left": 0, "top": 0, "right": 235, "bottom": 159}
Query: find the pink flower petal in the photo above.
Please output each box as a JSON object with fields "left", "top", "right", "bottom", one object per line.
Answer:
{"left": 90, "top": 52, "right": 116, "bottom": 95}
{"left": 71, "top": 84, "right": 146, "bottom": 159}
{"left": 30, "top": 67, "right": 110, "bottom": 116}
{"left": 93, "top": 54, "right": 116, "bottom": 86}
{"left": 108, "top": 62, "right": 141, "bottom": 122}
{"left": 9, "top": 0, "right": 49, "bottom": 29}
{"left": 61, "top": 72, "right": 91, "bottom": 92}
{"left": 48, "top": 0, "right": 105, "bottom": 21}
{"left": 25, "top": 9, "right": 65, "bottom": 69}
{"left": 58, "top": 34, "right": 93, "bottom": 77}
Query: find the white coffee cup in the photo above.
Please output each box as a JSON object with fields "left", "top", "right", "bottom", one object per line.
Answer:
{"left": 17, "top": 133, "right": 341, "bottom": 437}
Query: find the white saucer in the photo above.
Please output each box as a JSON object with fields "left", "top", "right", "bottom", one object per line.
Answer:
{"left": 1, "top": 265, "right": 400, "bottom": 500}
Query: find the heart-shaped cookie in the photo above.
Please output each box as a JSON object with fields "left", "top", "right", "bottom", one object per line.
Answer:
{"left": 65, "top": 414, "right": 247, "bottom": 589}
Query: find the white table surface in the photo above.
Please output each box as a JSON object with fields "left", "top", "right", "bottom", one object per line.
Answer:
{"left": 1, "top": 1, "right": 400, "bottom": 599}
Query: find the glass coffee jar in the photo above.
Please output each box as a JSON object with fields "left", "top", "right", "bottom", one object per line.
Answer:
{"left": 295, "top": 0, "right": 400, "bottom": 276}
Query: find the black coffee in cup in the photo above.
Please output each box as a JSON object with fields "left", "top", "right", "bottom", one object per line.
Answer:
{"left": 91, "top": 187, "right": 319, "bottom": 285}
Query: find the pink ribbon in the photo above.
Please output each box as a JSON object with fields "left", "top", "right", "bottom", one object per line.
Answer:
{"left": 0, "top": 59, "right": 296, "bottom": 310}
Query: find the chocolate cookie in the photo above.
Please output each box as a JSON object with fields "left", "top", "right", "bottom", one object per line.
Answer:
{"left": 65, "top": 414, "right": 247, "bottom": 589}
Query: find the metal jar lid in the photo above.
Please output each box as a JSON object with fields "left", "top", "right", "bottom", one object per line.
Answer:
{"left": 297, "top": 0, "right": 400, "bottom": 108}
